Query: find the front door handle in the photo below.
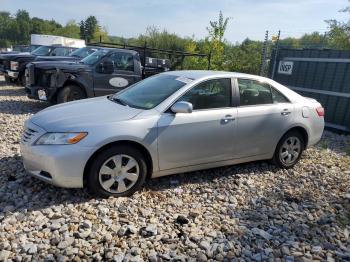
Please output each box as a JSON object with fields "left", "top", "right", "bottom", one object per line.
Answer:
{"left": 222, "top": 115, "right": 235, "bottom": 123}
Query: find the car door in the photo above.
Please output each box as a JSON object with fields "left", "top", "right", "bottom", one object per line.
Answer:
{"left": 157, "top": 78, "right": 238, "bottom": 170}
{"left": 93, "top": 52, "right": 141, "bottom": 96}
{"left": 234, "top": 78, "right": 295, "bottom": 158}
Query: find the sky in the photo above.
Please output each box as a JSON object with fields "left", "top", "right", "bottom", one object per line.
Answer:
{"left": 0, "top": 0, "right": 349, "bottom": 43}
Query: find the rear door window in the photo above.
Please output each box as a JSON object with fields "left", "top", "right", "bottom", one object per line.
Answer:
{"left": 110, "top": 52, "right": 134, "bottom": 72}
{"left": 271, "top": 87, "right": 290, "bottom": 103}
{"left": 51, "top": 47, "right": 71, "bottom": 56}
{"left": 238, "top": 79, "right": 273, "bottom": 106}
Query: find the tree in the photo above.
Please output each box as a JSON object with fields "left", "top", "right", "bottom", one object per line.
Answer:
{"left": 79, "top": 20, "right": 86, "bottom": 40}
{"left": 206, "top": 11, "right": 231, "bottom": 70}
{"left": 326, "top": 1, "right": 350, "bottom": 49}
{"left": 15, "top": 10, "right": 31, "bottom": 44}
{"left": 79, "top": 16, "right": 105, "bottom": 42}
{"left": 85, "top": 16, "right": 98, "bottom": 42}
{"left": 55, "top": 20, "right": 80, "bottom": 39}
{"left": 207, "top": 11, "right": 231, "bottom": 43}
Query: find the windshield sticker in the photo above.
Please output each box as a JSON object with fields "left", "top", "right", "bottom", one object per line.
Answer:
{"left": 175, "top": 76, "right": 193, "bottom": 84}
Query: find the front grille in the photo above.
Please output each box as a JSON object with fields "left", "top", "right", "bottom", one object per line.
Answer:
{"left": 25, "top": 64, "right": 35, "bottom": 86}
{"left": 22, "top": 127, "right": 38, "bottom": 143}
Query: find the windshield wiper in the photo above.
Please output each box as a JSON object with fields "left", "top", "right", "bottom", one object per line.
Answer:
{"left": 111, "top": 97, "right": 128, "bottom": 106}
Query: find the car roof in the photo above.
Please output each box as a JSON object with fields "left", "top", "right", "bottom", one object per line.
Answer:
{"left": 165, "top": 70, "right": 268, "bottom": 81}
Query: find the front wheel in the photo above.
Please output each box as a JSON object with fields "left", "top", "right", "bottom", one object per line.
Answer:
{"left": 4, "top": 75, "right": 12, "bottom": 84}
{"left": 87, "top": 146, "right": 148, "bottom": 197}
{"left": 56, "top": 85, "right": 86, "bottom": 103}
{"left": 272, "top": 131, "right": 304, "bottom": 169}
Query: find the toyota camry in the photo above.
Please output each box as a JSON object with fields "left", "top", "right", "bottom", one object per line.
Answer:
{"left": 20, "top": 71, "right": 324, "bottom": 197}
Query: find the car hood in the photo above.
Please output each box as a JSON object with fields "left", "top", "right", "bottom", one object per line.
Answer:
{"left": 35, "top": 56, "right": 80, "bottom": 62}
{"left": 0, "top": 53, "right": 35, "bottom": 61}
{"left": 30, "top": 60, "right": 89, "bottom": 71}
{"left": 30, "top": 96, "right": 143, "bottom": 131}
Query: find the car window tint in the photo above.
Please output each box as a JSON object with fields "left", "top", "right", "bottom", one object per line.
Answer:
{"left": 110, "top": 52, "right": 134, "bottom": 71}
{"left": 271, "top": 87, "right": 289, "bottom": 103}
{"left": 179, "top": 78, "right": 231, "bottom": 110}
{"left": 51, "top": 47, "right": 67, "bottom": 56}
{"left": 238, "top": 79, "right": 273, "bottom": 106}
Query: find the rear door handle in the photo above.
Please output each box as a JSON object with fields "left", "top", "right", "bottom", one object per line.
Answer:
{"left": 281, "top": 109, "right": 291, "bottom": 116}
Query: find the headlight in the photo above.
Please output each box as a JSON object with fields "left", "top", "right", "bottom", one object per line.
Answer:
{"left": 35, "top": 132, "right": 87, "bottom": 145}
{"left": 10, "top": 61, "right": 19, "bottom": 71}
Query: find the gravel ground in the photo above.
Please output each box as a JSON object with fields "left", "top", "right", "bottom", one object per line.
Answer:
{"left": 0, "top": 77, "right": 350, "bottom": 261}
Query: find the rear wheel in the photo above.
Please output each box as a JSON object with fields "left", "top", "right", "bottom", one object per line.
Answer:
{"left": 87, "top": 146, "right": 148, "bottom": 197}
{"left": 56, "top": 85, "right": 86, "bottom": 103}
{"left": 273, "top": 131, "right": 304, "bottom": 169}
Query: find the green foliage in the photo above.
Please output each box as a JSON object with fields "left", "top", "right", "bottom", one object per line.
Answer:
{"left": 205, "top": 11, "right": 231, "bottom": 70}
{"left": 207, "top": 11, "right": 230, "bottom": 43}
{"left": 1, "top": 6, "right": 350, "bottom": 75}
{"left": 279, "top": 32, "right": 329, "bottom": 49}
{"left": 79, "top": 16, "right": 108, "bottom": 42}
{"left": 0, "top": 10, "right": 97, "bottom": 47}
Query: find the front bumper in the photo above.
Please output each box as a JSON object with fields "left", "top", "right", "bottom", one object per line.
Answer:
{"left": 6, "top": 70, "right": 19, "bottom": 79}
{"left": 20, "top": 122, "right": 96, "bottom": 188}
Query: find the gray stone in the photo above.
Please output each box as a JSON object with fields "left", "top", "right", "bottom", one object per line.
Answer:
{"left": 251, "top": 228, "right": 272, "bottom": 241}
{"left": 22, "top": 243, "right": 37, "bottom": 254}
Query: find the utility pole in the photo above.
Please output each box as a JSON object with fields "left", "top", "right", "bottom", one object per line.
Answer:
{"left": 271, "top": 30, "right": 281, "bottom": 80}
{"left": 260, "top": 30, "right": 269, "bottom": 76}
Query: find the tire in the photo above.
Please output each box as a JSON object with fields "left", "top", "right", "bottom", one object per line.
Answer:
{"left": 87, "top": 146, "right": 148, "bottom": 197}
{"left": 19, "top": 73, "right": 26, "bottom": 86}
{"left": 272, "top": 131, "right": 304, "bottom": 169}
{"left": 56, "top": 85, "right": 86, "bottom": 103}
{"left": 4, "top": 75, "right": 11, "bottom": 84}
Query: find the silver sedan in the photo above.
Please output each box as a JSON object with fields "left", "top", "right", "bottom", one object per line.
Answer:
{"left": 20, "top": 71, "right": 324, "bottom": 197}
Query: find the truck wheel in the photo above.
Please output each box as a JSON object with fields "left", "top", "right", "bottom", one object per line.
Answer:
{"left": 57, "top": 85, "right": 86, "bottom": 103}
{"left": 272, "top": 131, "right": 304, "bottom": 169}
{"left": 20, "top": 74, "right": 26, "bottom": 86}
{"left": 4, "top": 75, "right": 11, "bottom": 84}
{"left": 87, "top": 146, "right": 148, "bottom": 197}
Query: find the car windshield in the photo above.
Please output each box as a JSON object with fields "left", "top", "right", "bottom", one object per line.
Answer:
{"left": 111, "top": 74, "right": 190, "bottom": 109}
{"left": 80, "top": 49, "right": 109, "bottom": 65}
{"left": 31, "top": 46, "right": 53, "bottom": 56}
{"left": 30, "top": 45, "right": 41, "bottom": 52}
{"left": 69, "top": 47, "right": 98, "bottom": 58}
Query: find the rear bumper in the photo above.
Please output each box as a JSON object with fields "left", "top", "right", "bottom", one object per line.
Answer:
{"left": 308, "top": 118, "right": 325, "bottom": 147}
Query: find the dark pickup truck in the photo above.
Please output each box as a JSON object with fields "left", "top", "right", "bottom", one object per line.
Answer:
{"left": 0, "top": 46, "right": 98, "bottom": 84}
{"left": 25, "top": 48, "right": 170, "bottom": 103}
{"left": 0, "top": 45, "right": 41, "bottom": 55}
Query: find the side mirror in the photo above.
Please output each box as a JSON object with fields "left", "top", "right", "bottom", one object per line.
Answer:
{"left": 171, "top": 101, "right": 193, "bottom": 114}
{"left": 97, "top": 59, "right": 114, "bottom": 74}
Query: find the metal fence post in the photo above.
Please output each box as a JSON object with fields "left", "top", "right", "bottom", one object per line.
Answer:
{"left": 142, "top": 41, "right": 147, "bottom": 78}
{"left": 271, "top": 30, "right": 281, "bottom": 80}
{"left": 260, "top": 30, "right": 269, "bottom": 76}
{"left": 207, "top": 51, "right": 212, "bottom": 70}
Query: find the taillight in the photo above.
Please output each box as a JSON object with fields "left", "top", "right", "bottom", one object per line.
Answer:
{"left": 316, "top": 107, "right": 324, "bottom": 117}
